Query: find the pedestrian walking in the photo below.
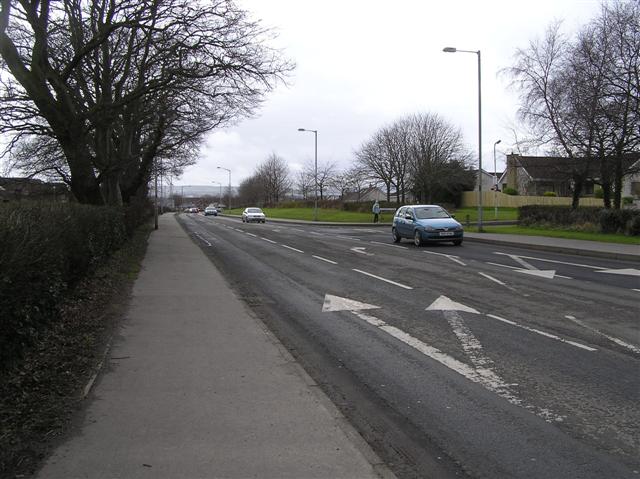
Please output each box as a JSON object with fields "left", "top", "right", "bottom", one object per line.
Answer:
{"left": 372, "top": 200, "right": 380, "bottom": 223}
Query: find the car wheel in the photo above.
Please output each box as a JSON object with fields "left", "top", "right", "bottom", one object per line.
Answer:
{"left": 392, "top": 227, "right": 401, "bottom": 243}
{"left": 414, "top": 230, "right": 423, "bottom": 247}
{"left": 453, "top": 239, "right": 463, "bottom": 246}
{"left": 262, "top": 220, "right": 266, "bottom": 223}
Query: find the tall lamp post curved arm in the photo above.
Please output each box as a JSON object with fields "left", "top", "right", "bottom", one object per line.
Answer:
{"left": 297, "top": 128, "right": 318, "bottom": 221}
{"left": 217, "top": 167, "right": 231, "bottom": 211}
{"left": 443, "top": 46, "right": 483, "bottom": 231}
{"left": 212, "top": 181, "right": 223, "bottom": 206}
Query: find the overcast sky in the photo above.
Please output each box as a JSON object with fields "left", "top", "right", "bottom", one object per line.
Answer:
{"left": 178, "top": 1, "right": 602, "bottom": 187}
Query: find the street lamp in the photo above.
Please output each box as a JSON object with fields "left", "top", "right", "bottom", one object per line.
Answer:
{"left": 297, "top": 128, "right": 318, "bottom": 221}
{"left": 217, "top": 166, "right": 231, "bottom": 211}
{"left": 493, "top": 139, "right": 502, "bottom": 220}
{"left": 443, "top": 46, "right": 483, "bottom": 231}
{"left": 212, "top": 181, "right": 223, "bottom": 206}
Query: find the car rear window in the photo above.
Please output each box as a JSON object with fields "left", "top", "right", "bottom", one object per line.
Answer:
{"left": 247, "top": 208, "right": 262, "bottom": 213}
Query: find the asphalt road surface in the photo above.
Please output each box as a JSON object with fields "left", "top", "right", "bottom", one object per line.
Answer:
{"left": 178, "top": 213, "right": 639, "bottom": 479}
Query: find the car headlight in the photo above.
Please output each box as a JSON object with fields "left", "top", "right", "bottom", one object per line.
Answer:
{"left": 423, "top": 225, "right": 436, "bottom": 232}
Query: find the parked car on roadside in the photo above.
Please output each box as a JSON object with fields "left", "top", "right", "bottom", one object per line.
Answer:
{"left": 204, "top": 207, "right": 218, "bottom": 216}
{"left": 242, "top": 207, "right": 266, "bottom": 223}
{"left": 392, "top": 205, "right": 463, "bottom": 246}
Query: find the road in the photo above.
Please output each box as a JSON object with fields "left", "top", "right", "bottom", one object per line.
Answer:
{"left": 178, "top": 213, "right": 639, "bottom": 479}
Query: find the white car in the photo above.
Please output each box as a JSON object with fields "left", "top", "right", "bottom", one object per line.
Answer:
{"left": 242, "top": 207, "right": 266, "bottom": 223}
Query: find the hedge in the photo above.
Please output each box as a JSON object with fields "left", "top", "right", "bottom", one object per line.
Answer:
{"left": 0, "top": 201, "right": 150, "bottom": 366}
{"left": 518, "top": 205, "right": 640, "bottom": 236}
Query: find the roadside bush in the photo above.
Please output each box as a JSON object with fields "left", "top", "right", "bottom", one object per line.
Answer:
{"left": 503, "top": 187, "right": 519, "bottom": 195}
{"left": 519, "top": 205, "right": 640, "bottom": 235}
{"left": 594, "top": 187, "right": 604, "bottom": 199}
{"left": 622, "top": 196, "right": 634, "bottom": 206}
{"left": 0, "top": 202, "right": 140, "bottom": 366}
{"left": 543, "top": 191, "right": 557, "bottom": 197}
{"left": 599, "top": 208, "right": 639, "bottom": 235}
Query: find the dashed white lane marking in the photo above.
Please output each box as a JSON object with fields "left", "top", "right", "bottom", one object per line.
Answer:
{"left": 478, "top": 272, "right": 506, "bottom": 286}
{"left": 313, "top": 255, "right": 338, "bottom": 265}
{"left": 234, "top": 228, "right": 245, "bottom": 233}
{"left": 246, "top": 233, "right": 257, "bottom": 237}
{"left": 423, "top": 250, "right": 466, "bottom": 266}
{"left": 486, "top": 314, "right": 596, "bottom": 352}
{"left": 352, "top": 269, "right": 413, "bottom": 290}
{"left": 281, "top": 244, "right": 304, "bottom": 253}
{"left": 261, "top": 237, "right": 277, "bottom": 244}
{"left": 337, "top": 235, "right": 362, "bottom": 241}
{"left": 565, "top": 315, "right": 640, "bottom": 354}
{"left": 633, "top": 289, "right": 640, "bottom": 292}
{"left": 311, "top": 231, "right": 324, "bottom": 236}
{"left": 370, "top": 241, "right": 408, "bottom": 249}
{"left": 349, "top": 310, "right": 563, "bottom": 423}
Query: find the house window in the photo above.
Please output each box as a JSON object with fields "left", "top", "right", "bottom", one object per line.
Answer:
{"left": 631, "top": 182, "right": 640, "bottom": 196}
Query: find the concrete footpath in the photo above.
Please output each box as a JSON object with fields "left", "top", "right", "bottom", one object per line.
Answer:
{"left": 37, "top": 214, "right": 394, "bottom": 479}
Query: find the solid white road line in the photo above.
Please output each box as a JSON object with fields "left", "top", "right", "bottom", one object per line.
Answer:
{"left": 313, "top": 255, "right": 338, "bottom": 265}
{"left": 486, "top": 314, "right": 596, "bottom": 352}
{"left": 565, "top": 315, "right": 640, "bottom": 354}
{"left": 261, "top": 237, "right": 277, "bottom": 244}
{"left": 478, "top": 272, "right": 506, "bottom": 286}
{"left": 194, "top": 233, "right": 212, "bottom": 247}
{"left": 281, "top": 244, "right": 304, "bottom": 253}
{"left": 352, "top": 269, "right": 413, "bottom": 290}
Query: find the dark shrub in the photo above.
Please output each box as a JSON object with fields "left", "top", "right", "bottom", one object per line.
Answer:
{"left": 599, "top": 208, "right": 640, "bottom": 235}
{"left": 503, "top": 187, "right": 518, "bottom": 195}
{"left": 543, "top": 191, "right": 557, "bottom": 197}
{"left": 0, "top": 202, "right": 136, "bottom": 366}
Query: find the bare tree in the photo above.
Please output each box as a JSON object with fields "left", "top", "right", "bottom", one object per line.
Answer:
{"left": 256, "top": 152, "right": 291, "bottom": 205}
{"left": 305, "top": 161, "right": 336, "bottom": 200}
{"left": 0, "top": 0, "right": 293, "bottom": 205}
{"left": 329, "top": 169, "right": 354, "bottom": 199}
{"left": 504, "top": 2, "right": 640, "bottom": 209}
{"left": 295, "top": 169, "right": 314, "bottom": 200}
{"left": 355, "top": 134, "right": 395, "bottom": 201}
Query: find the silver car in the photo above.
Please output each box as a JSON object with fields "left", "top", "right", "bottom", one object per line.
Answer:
{"left": 242, "top": 207, "right": 266, "bottom": 223}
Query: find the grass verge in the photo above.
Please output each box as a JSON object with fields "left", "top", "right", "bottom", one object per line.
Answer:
{"left": 0, "top": 223, "right": 151, "bottom": 479}
{"left": 467, "top": 225, "right": 640, "bottom": 245}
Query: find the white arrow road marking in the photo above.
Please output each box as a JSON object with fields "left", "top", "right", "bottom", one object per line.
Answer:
{"left": 352, "top": 269, "right": 413, "bottom": 290}
{"left": 426, "top": 295, "right": 480, "bottom": 314}
{"left": 327, "top": 302, "right": 563, "bottom": 423}
{"left": 565, "top": 315, "right": 640, "bottom": 354}
{"left": 595, "top": 268, "right": 640, "bottom": 277}
{"left": 350, "top": 247, "right": 374, "bottom": 256}
{"left": 423, "top": 251, "right": 466, "bottom": 266}
{"left": 322, "top": 294, "right": 380, "bottom": 312}
{"left": 514, "top": 269, "right": 557, "bottom": 279}
{"left": 444, "top": 311, "right": 494, "bottom": 368}
{"left": 487, "top": 314, "right": 596, "bottom": 352}
{"left": 194, "top": 233, "right": 212, "bottom": 247}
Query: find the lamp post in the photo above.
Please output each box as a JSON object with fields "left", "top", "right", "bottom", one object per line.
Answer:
{"left": 217, "top": 167, "right": 231, "bottom": 211}
{"left": 212, "top": 181, "right": 223, "bottom": 206}
{"left": 154, "top": 161, "right": 158, "bottom": 230}
{"left": 443, "top": 46, "right": 483, "bottom": 232}
{"left": 493, "top": 139, "right": 501, "bottom": 220}
{"left": 297, "top": 128, "right": 318, "bottom": 221}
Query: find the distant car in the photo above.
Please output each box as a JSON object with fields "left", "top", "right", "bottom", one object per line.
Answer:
{"left": 204, "top": 207, "right": 218, "bottom": 216}
{"left": 242, "top": 207, "right": 266, "bottom": 223}
{"left": 392, "top": 205, "right": 463, "bottom": 246}
{"left": 189, "top": 207, "right": 199, "bottom": 213}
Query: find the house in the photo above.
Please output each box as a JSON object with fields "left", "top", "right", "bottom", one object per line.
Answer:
{"left": 499, "top": 154, "right": 640, "bottom": 198}
{"left": 0, "top": 177, "right": 69, "bottom": 202}
{"left": 342, "top": 186, "right": 387, "bottom": 202}
{"left": 473, "top": 169, "right": 503, "bottom": 192}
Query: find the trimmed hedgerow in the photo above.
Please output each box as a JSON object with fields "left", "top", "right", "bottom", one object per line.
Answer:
{"left": 0, "top": 201, "right": 149, "bottom": 366}
{"left": 518, "top": 205, "right": 640, "bottom": 236}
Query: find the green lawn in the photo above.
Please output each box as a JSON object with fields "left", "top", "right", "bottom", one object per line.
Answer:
{"left": 467, "top": 225, "right": 640, "bottom": 245}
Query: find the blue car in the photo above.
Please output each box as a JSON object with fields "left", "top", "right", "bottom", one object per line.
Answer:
{"left": 392, "top": 205, "right": 463, "bottom": 246}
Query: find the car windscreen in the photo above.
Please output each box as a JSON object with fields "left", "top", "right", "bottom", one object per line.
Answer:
{"left": 414, "top": 207, "right": 450, "bottom": 219}
{"left": 247, "top": 208, "right": 262, "bottom": 213}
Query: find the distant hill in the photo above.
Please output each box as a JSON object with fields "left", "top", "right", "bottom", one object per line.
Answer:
{"left": 170, "top": 185, "right": 238, "bottom": 197}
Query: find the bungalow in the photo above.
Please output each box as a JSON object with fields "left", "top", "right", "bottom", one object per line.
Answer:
{"left": 499, "top": 154, "right": 640, "bottom": 198}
